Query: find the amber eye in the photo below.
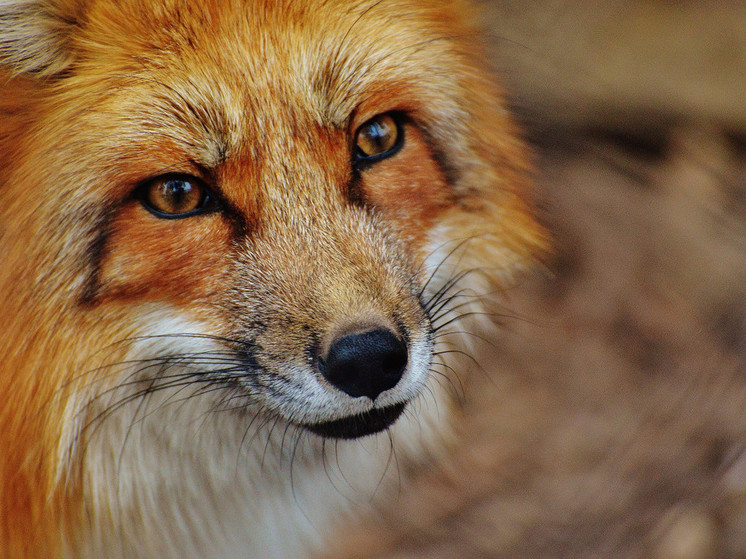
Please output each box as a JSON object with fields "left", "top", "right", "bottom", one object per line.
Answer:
{"left": 138, "top": 175, "right": 212, "bottom": 218}
{"left": 354, "top": 114, "right": 402, "bottom": 163}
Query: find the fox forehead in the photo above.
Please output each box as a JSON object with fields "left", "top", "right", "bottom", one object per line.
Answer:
{"left": 69, "top": 0, "right": 470, "bottom": 142}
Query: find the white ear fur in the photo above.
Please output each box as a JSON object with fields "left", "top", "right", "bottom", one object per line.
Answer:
{"left": 0, "top": 0, "right": 80, "bottom": 76}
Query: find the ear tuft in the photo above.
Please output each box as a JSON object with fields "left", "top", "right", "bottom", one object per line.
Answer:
{"left": 0, "top": 0, "right": 82, "bottom": 76}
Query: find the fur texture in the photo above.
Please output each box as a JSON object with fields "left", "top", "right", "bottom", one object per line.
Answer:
{"left": 0, "top": 1, "right": 545, "bottom": 557}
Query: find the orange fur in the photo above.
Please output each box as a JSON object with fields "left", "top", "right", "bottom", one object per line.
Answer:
{"left": 0, "top": 1, "right": 546, "bottom": 557}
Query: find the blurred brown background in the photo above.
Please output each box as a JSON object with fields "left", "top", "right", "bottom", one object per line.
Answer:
{"left": 485, "top": 0, "right": 746, "bottom": 133}
{"left": 322, "top": 3, "right": 746, "bottom": 558}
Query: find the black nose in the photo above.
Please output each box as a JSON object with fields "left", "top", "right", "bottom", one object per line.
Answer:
{"left": 319, "top": 328, "right": 408, "bottom": 400}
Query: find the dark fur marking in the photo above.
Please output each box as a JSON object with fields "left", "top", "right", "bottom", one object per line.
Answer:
{"left": 346, "top": 168, "right": 368, "bottom": 207}
{"left": 79, "top": 208, "right": 115, "bottom": 306}
{"left": 417, "top": 124, "right": 460, "bottom": 190}
{"left": 235, "top": 341, "right": 261, "bottom": 372}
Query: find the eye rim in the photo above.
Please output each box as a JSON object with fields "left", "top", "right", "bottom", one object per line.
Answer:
{"left": 136, "top": 173, "right": 217, "bottom": 219}
{"left": 353, "top": 112, "right": 405, "bottom": 168}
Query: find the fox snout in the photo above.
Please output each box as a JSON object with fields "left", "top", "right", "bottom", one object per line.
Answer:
{"left": 225, "top": 207, "right": 434, "bottom": 439}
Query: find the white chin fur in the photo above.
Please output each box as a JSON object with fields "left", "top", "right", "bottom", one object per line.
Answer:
{"left": 69, "top": 305, "right": 451, "bottom": 559}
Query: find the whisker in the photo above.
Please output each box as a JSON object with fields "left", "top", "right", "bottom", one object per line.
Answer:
{"left": 289, "top": 424, "right": 307, "bottom": 509}
{"left": 432, "top": 347, "right": 482, "bottom": 370}
{"left": 371, "top": 428, "right": 398, "bottom": 501}
{"left": 418, "top": 236, "right": 476, "bottom": 300}
{"left": 427, "top": 285, "right": 480, "bottom": 325}
{"left": 237, "top": 407, "right": 270, "bottom": 469}
{"left": 428, "top": 361, "right": 466, "bottom": 401}
{"left": 260, "top": 415, "right": 284, "bottom": 471}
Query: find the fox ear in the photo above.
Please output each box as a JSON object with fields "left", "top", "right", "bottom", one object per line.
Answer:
{"left": 0, "top": 0, "right": 85, "bottom": 76}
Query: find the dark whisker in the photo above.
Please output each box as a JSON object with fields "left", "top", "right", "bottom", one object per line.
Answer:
{"left": 428, "top": 361, "right": 466, "bottom": 401}
{"left": 372, "top": 428, "right": 399, "bottom": 501}
{"left": 424, "top": 267, "right": 478, "bottom": 312}
{"left": 432, "top": 309, "right": 502, "bottom": 333}
{"left": 237, "top": 407, "right": 270, "bottom": 468}
{"left": 432, "top": 329, "right": 501, "bottom": 354}
{"left": 418, "top": 237, "right": 476, "bottom": 300}
{"left": 260, "top": 415, "right": 284, "bottom": 471}
{"left": 432, "top": 347, "right": 483, "bottom": 371}
{"left": 289, "top": 424, "right": 307, "bottom": 509}
{"left": 427, "top": 286, "right": 480, "bottom": 325}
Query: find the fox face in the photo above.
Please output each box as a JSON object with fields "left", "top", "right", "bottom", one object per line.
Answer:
{"left": 0, "top": 0, "right": 545, "bottom": 556}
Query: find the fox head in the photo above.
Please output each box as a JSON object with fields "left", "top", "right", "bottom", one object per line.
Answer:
{"left": 0, "top": 0, "right": 545, "bottom": 556}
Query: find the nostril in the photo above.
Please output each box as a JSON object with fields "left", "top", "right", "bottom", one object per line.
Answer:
{"left": 319, "top": 328, "right": 408, "bottom": 400}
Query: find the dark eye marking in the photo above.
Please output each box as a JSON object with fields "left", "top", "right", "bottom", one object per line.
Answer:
{"left": 136, "top": 174, "right": 216, "bottom": 219}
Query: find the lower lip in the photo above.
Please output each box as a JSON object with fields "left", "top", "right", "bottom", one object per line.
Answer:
{"left": 301, "top": 402, "right": 407, "bottom": 440}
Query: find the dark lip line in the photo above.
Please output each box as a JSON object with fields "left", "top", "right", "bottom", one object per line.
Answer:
{"left": 299, "top": 402, "right": 407, "bottom": 440}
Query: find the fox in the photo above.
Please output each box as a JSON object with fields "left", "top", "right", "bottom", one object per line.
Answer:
{"left": 0, "top": 0, "right": 545, "bottom": 557}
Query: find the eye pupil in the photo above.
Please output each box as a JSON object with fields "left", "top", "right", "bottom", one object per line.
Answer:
{"left": 141, "top": 175, "right": 208, "bottom": 217}
{"left": 161, "top": 180, "right": 193, "bottom": 211}
{"left": 355, "top": 114, "right": 399, "bottom": 159}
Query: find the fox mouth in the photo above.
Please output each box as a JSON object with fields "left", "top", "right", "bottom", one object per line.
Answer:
{"left": 300, "top": 402, "right": 407, "bottom": 439}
